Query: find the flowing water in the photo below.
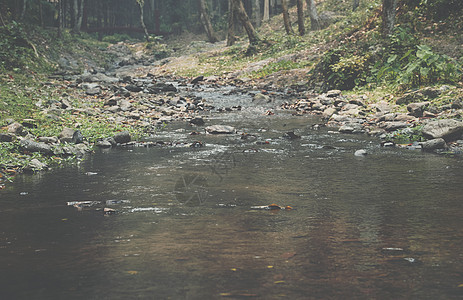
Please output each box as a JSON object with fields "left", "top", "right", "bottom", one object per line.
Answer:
{"left": 1, "top": 85, "right": 463, "bottom": 299}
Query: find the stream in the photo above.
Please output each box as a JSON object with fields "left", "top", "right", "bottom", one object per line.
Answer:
{"left": 1, "top": 82, "right": 463, "bottom": 299}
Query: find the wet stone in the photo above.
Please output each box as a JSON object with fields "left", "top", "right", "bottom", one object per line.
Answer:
{"left": 113, "top": 131, "right": 131, "bottom": 144}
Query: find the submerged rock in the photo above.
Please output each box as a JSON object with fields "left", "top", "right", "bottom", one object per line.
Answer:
{"left": 113, "top": 131, "right": 131, "bottom": 144}
{"left": 421, "top": 138, "right": 447, "bottom": 152}
{"left": 205, "top": 125, "right": 235, "bottom": 134}
{"left": 354, "top": 149, "right": 367, "bottom": 156}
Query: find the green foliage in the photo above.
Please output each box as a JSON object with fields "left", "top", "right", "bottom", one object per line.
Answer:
{"left": 375, "top": 27, "right": 463, "bottom": 88}
{"left": 0, "top": 22, "right": 45, "bottom": 71}
{"left": 102, "top": 33, "right": 132, "bottom": 44}
{"left": 252, "top": 60, "right": 309, "bottom": 78}
{"left": 384, "top": 126, "right": 425, "bottom": 144}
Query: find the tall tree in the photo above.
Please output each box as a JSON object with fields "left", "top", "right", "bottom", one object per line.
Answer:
{"left": 296, "top": 0, "right": 305, "bottom": 35}
{"left": 263, "top": 0, "right": 269, "bottom": 21}
{"left": 227, "top": 0, "right": 236, "bottom": 46}
{"left": 382, "top": 0, "right": 397, "bottom": 36}
{"left": 199, "top": 0, "right": 219, "bottom": 43}
{"left": 136, "top": 0, "right": 150, "bottom": 42}
{"left": 254, "top": 0, "right": 261, "bottom": 27}
{"left": 20, "top": 0, "right": 27, "bottom": 21}
{"left": 72, "top": 0, "right": 84, "bottom": 32}
{"left": 281, "top": 0, "right": 294, "bottom": 35}
{"left": 306, "top": 0, "right": 320, "bottom": 30}
{"left": 231, "top": 0, "right": 259, "bottom": 45}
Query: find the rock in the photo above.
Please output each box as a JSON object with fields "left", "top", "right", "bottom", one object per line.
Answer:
{"left": 20, "top": 139, "right": 53, "bottom": 155}
{"left": 95, "top": 139, "right": 113, "bottom": 148}
{"left": 421, "top": 138, "right": 447, "bottom": 152}
{"left": 396, "top": 88, "right": 439, "bottom": 105}
{"left": 7, "top": 122, "right": 26, "bottom": 136}
{"left": 339, "top": 123, "right": 364, "bottom": 134}
{"left": 322, "top": 107, "right": 337, "bottom": 119}
{"left": 422, "top": 119, "right": 463, "bottom": 142}
{"left": 59, "top": 128, "right": 83, "bottom": 144}
{"left": 86, "top": 86, "right": 101, "bottom": 95}
{"left": 325, "top": 90, "right": 342, "bottom": 98}
{"left": 253, "top": 93, "right": 271, "bottom": 103}
{"left": 125, "top": 84, "right": 143, "bottom": 92}
{"left": 191, "top": 76, "right": 204, "bottom": 84}
{"left": 283, "top": 131, "right": 301, "bottom": 139}
{"left": 354, "top": 149, "right": 367, "bottom": 156}
{"left": 383, "top": 121, "right": 409, "bottom": 132}
{"left": 407, "top": 101, "right": 430, "bottom": 117}
{"left": 113, "top": 131, "right": 131, "bottom": 144}
{"left": 205, "top": 125, "right": 235, "bottom": 134}
{"left": 38, "top": 136, "right": 59, "bottom": 144}
{"left": 0, "top": 133, "right": 14, "bottom": 142}
{"left": 189, "top": 117, "right": 205, "bottom": 126}
{"left": 24, "top": 158, "right": 48, "bottom": 172}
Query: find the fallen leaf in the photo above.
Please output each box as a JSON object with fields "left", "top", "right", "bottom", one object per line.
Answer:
{"left": 267, "top": 265, "right": 274, "bottom": 269}
{"left": 274, "top": 280, "right": 285, "bottom": 284}
{"left": 230, "top": 268, "right": 237, "bottom": 272}
{"left": 127, "top": 271, "right": 138, "bottom": 275}
{"left": 458, "top": 284, "right": 463, "bottom": 288}
{"left": 281, "top": 251, "right": 296, "bottom": 259}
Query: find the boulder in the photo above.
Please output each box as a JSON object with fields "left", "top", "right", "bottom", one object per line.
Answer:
{"left": 113, "top": 131, "right": 131, "bottom": 144}
{"left": 205, "top": 125, "right": 235, "bottom": 134}
{"left": 24, "top": 158, "right": 48, "bottom": 172}
{"left": 7, "top": 122, "right": 26, "bottom": 136}
{"left": 59, "top": 128, "right": 84, "bottom": 144}
{"left": 0, "top": 133, "right": 14, "bottom": 142}
{"left": 421, "top": 138, "right": 447, "bottom": 152}
{"left": 20, "top": 139, "right": 53, "bottom": 155}
{"left": 189, "top": 117, "right": 205, "bottom": 126}
{"left": 422, "top": 119, "right": 463, "bottom": 142}
{"left": 407, "top": 101, "right": 430, "bottom": 117}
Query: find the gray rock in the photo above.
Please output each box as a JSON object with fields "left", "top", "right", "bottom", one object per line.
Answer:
{"left": 422, "top": 119, "right": 463, "bottom": 142}
{"left": 20, "top": 139, "right": 53, "bottom": 155}
{"left": 205, "top": 125, "right": 236, "bottom": 134}
{"left": 383, "top": 121, "right": 409, "bottom": 132}
{"left": 0, "top": 133, "right": 14, "bottom": 142}
{"left": 253, "top": 93, "right": 271, "bottom": 104}
{"left": 8, "top": 122, "right": 26, "bottom": 136}
{"left": 407, "top": 101, "right": 430, "bottom": 117}
{"left": 189, "top": 117, "right": 205, "bottom": 126}
{"left": 421, "top": 138, "right": 447, "bottom": 151}
{"left": 354, "top": 149, "right": 367, "bottom": 156}
{"left": 96, "top": 139, "right": 113, "bottom": 148}
{"left": 86, "top": 87, "right": 101, "bottom": 96}
{"left": 24, "top": 158, "right": 48, "bottom": 171}
{"left": 38, "top": 136, "right": 58, "bottom": 144}
{"left": 339, "top": 123, "right": 364, "bottom": 134}
{"left": 322, "top": 107, "right": 337, "bottom": 119}
{"left": 113, "top": 131, "right": 131, "bottom": 144}
{"left": 59, "top": 128, "right": 84, "bottom": 144}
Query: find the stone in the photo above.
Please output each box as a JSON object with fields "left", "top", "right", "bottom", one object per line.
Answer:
{"left": 253, "top": 93, "right": 271, "bottom": 103}
{"left": 189, "top": 117, "right": 205, "bottom": 126}
{"left": 96, "top": 139, "right": 113, "bottom": 148}
{"left": 0, "top": 133, "right": 14, "bottom": 142}
{"left": 339, "top": 123, "right": 364, "bottom": 134}
{"left": 20, "top": 139, "right": 53, "bottom": 155}
{"left": 205, "top": 125, "right": 235, "bottom": 134}
{"left": 325, "top": 90, "right": 342, "bottom": 98}
{"left": 125, "top": 84, "right": 143, "bottom": 92}
{"left": 354, "top": 149, "right": 367, "bottom": 156}
{"left": 322, "top": 107, "right": 337, "bottom": 119}
{"left": 422, "top": 119, "right": 463, "bottom": 142}
{"left": 59, "top": 128, "right": 83, "bottom": 144}
{"left": 7, "top": 122, "right": 26, "bottom": 136}
{"left": 24, "top": 158, "right": 48, "bottom": 172}
{"left": 407, "top": 101, "right": 430, "bottom": 117}
{"left": 113, "top": 131, "right": 131, "bottom": 144}
{"left": 421, "top": 138, "right": 447, "bottom": 152}
{"left": 38, "top": 136, "right": 58, "bottom": 144}
{"left": 383, "top": 121, "right": 409, "bottom": 132}
{"left": 191, "top": 76, "right": 204, "bottom": 84}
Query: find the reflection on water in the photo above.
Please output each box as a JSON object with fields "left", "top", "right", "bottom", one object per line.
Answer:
{"left": 1, "top": 111, "right": 463, "bottom": 299}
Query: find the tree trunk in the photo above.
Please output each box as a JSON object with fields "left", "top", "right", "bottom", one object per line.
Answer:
{"left": 296, "top": 0, "right": 305, "bottom": 35}
{"left": 227, "top": 0, "right": 236, "bottom": 46}
{"left": 58, "top": 0, "right": 63, "bottom": 38}
{"left": 382, "top": 0, "right": 397, "bottom": 36}
{"left": 199, "top": 0, "right": 219, "bottom": 43}
{"left": 137, "top": 0, "right": 150, "bottom": 42}
{"left": 232, "top": 0, "right": 259, "bottom": 45}
{"left": 306, "top": 0, "right": 320, "bottom": 30}
{"left": 281, "top": 0, "right": 294, "bottom": 35}
{"left": 263, "top": 0, "right": 269, "bottom": 21}
{"left": 352, "top": 0, "right": 360, "bottom": 11}
{"left": 20, "top": 0, "right": 26, "bottom": 21}
{"left": 254, "top": 0, "right": 261, "bottom": 27}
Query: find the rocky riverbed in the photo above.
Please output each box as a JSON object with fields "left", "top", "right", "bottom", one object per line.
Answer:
{"left": 1, "top": 41, "right": 463, "bottom": 187}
